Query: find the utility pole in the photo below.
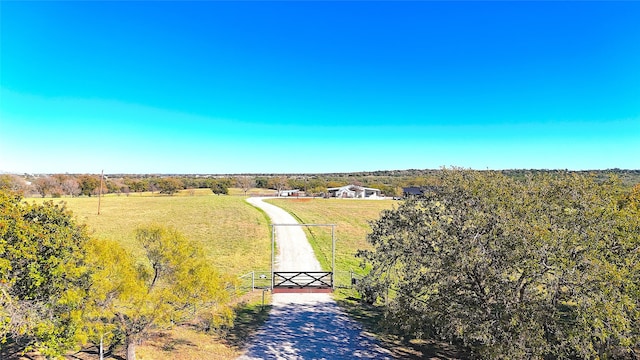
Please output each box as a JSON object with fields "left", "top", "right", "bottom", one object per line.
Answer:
{"left": 97, "top": 170, "right": 104, "bottom": 215}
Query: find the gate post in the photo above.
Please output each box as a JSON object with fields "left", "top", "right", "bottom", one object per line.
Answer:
{"left": 331, "top": 225, "right": 335, "bottom": 290}
{"left": 271, "top": 225, "right": 275, "bottom": 290}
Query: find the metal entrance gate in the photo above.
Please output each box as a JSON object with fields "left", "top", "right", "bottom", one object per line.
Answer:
{"left": 272, "top": 271, "right": 333, "bottom": 293}
{"left": 271, "top": 224, "right": 336, "bottom": 293}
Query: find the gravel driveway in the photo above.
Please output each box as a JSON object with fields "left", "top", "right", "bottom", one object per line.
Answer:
{"left": 239, "top": 197, "right": 393, "bottom": 360}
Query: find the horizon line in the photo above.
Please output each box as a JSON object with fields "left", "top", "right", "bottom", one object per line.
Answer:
{"left": 3, "top": 168, "right": 639, "bottom": 177}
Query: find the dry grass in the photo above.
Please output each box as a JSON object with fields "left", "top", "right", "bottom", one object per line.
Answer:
{"left": 136, "top": 327, "right": 238, "bottom": 360}
{"left": 136, "top": 290, "right": 271, "bottom": 360}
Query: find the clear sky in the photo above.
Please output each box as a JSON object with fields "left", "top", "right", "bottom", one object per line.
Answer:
{"left": 1, "top": 1, "right": 638, "bottom": 174}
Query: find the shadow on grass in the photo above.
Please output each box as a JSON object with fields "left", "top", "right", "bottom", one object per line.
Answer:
{"left": 225, "top": 299, "right": 273, "bottom": 349}
{"left": 157, "top": 334, "right": 197, "bottom": 352}
{"left": 65, "top": 348, "right": 126, "bottom": 360}
{"left": 335, "top": 294, "right": 469, "bottom": 360}
{"left": 0, "top": 337, "right": 125, "bottom": 360}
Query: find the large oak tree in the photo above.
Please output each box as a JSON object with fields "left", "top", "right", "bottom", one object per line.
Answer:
{"left": 358, "top": 169, "right": 640, "bottom": 359}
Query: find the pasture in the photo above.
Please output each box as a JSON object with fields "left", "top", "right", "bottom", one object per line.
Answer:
{"left": 24, "top": 192, "right": 400, "bottom": 359}
{"left": 29, "top": 192, "right": 394, "bottom": 279}
{"left": 28, "top": 189, "right": 272, "bottom": 276}
{"left": 265, "top": 198, "right": 397, "bottom": 285}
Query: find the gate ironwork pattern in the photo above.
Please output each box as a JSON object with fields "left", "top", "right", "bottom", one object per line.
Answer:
{"left": 273, "top": 271, "right": 333, "bottom": 289}
{"left": 270, "top": 223, "right": 337, "bottom": 293}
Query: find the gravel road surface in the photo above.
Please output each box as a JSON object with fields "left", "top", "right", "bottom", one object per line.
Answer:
{"left": 239, "top": 197, "right": 392, "bottom": 360}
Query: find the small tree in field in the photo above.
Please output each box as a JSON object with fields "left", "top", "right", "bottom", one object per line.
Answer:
{"left": 210, "top": 179, "right": 230, "bottom": 195}
{"left": 237, "top": 176, "right": 255, "bottom": 196}
{"left": 85, "top": 225, "right": 235, "bottom": 360}
{"left": 269, "top": 176, "right": 288, "bottom": 196}
{"left": 61, "top": 177, "right": 81, "bottom": 197}
{"left": 255, "top": 177, "right": 268, "bottom": 189}
{"left": 33, "top": 176, "right": 61, "bottom": 197}
{"left": 79, "top": 175, "right": 101, "bottom": 197}
{"left": 0, "top": 174, "right": 29, "bottom": 196}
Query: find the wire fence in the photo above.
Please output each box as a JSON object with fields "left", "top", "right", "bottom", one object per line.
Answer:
{"left": 237, "top": 270, "right": 272, "bottom": 293}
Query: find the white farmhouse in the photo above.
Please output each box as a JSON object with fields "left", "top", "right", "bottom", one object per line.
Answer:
{"left": 327, "top": 185, "right": 382, "bottom": 199}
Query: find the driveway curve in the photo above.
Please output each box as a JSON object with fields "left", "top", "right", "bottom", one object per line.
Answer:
{"left": 245, "top": 197, "right": 322, "bottom": 272}
{"left": 239, "top": 197, "right": 393, "bottom": 360}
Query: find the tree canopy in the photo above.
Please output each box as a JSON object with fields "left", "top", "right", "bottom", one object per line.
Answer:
{"left": 210, "top": 179, "right": 230, "bottom": 195}
{"left": 0, "top": 191, "right": 90, "bottom": 357}
{"left": 358, "top": 169, "right": 640, "bottom": 359}
{"left": 156, "top": 177, "right": 184, "bottom": 195}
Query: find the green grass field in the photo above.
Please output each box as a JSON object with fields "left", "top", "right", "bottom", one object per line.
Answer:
{"left": 29, "top": 192, "right": 393, "bottom": 278}
{"left": 265, "top": 198, "right": 397, "bottom": 284}
{"left": 27, "top": 189, "right": 272, "bottom": 276}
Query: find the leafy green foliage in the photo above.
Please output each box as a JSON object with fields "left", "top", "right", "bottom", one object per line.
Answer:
{"left": 0, "top": 190, "right": 90, "bottom": 357}
{"left": 210, "top": 179, "right": 230, "bottom": 195}
{"left": 156, "top": 178, "right": 184, "bottom": 195}
{"left": 358, "top": 170, "right": 640, "bottom": 359}
{"left": 85, "top": 225, "right": 236, "bottom": 360}
{"left": 1, "top": 191, "right": 245, "bottom": 359}
{"left": 78, "top": 175, "right": 101, "bottom": 197}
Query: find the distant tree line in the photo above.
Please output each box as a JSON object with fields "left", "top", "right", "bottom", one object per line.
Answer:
{"left": 2, "top": 169, "right": 638, "bottom": 199}
{"left": 0, "top": 174, "right": 234, "bottom": 197}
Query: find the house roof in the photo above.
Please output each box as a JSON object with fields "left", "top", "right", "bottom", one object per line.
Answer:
{"left": 403, "top": 186, "right": 440, "bottom": 196}
{"left": 403, "top": 187, "right": 424, "bottom": 195}
{"left": 327, "top": 185, "right": 381, "bottom": 192}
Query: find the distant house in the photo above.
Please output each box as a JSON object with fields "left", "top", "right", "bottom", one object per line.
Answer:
{"left": 327, "top": 185, "right": 382, "bottom": 199}
{"left": 278, "top": 189, "right": 300, "bottom": 197}
{"left": 402, "top": 185, "right": 439, "bottom": 198}
{"left": 403, "top": 186, "right": 425, "bottom": 197}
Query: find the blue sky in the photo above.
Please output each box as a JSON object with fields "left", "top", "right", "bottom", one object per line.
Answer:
{"left": 1, "top": 1, "right": 638, "bottom": 174}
